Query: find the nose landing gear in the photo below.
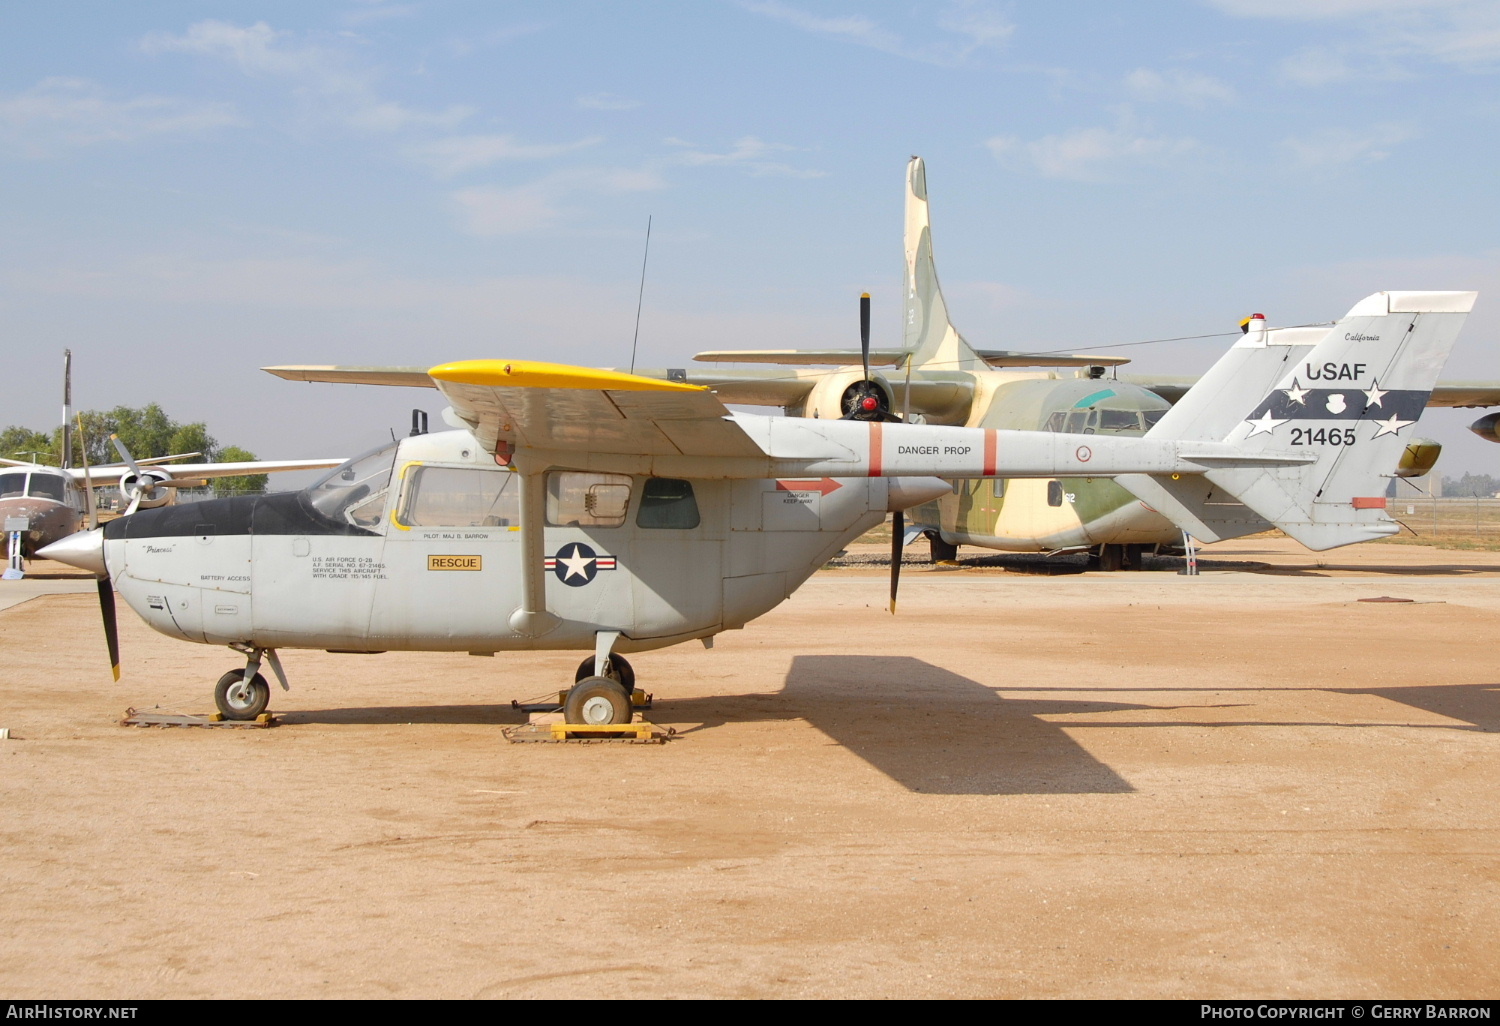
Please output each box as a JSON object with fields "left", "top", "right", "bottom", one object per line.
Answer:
{"left": 215, "top": 646, "right": 290, "bottom": 721}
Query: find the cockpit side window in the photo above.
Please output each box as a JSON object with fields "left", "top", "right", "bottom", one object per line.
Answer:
{"left": 1044, "top": 411, "right": 1067, "bottom": 433}
{"left": 399, "top": 466, "right": 519, "bottom": 528}
{"left": 1064, "top": 410, "right": 1090, "bottom": 434}
{"left": 546, "top": 472, "right": 631, "bottom": 528}
{"left": 0, "top": 473, "right": 26, "bottom": 499}
{"left": 307, "top": 442, "right": 399, "bottom": 528}
{"left": 26, "top": 475, "right": 66, "bottom": 501}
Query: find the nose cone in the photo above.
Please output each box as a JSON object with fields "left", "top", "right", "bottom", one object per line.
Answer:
{"left": 886, "top": 476, "right": 951, "bottom": 512}
{"left": 38, "top": 528, "right": 106, "bottom": 575}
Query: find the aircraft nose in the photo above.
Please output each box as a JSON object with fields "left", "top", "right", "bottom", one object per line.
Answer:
{"left": 38, "top": 528, "right": 106, "bottom": 575}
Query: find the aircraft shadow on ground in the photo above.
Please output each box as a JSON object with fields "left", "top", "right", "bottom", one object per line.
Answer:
{"left": 1330, "top": 683, "right": 1500, "bottom": 732}
{"left": 658, "top": 655, "right": 1155, "bottom": 796}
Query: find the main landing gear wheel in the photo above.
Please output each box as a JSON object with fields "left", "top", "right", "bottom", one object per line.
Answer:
{"left": 573, "top": 654, "right": 635, "bottom": 694}
{"left": 564, "top": 676, "right": 633, "bottom": 725}
{"left": 927, "top": 532, "right": 958, "bottom": 564}
{"left": 215, "top": 670, "right": 270, "bottom": 720}
{"left": 1098, "top": 544, "right": 1125, "bottom": 572}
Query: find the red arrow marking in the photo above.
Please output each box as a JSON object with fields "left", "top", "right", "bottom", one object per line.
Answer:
{"left": 775, "top": 478, "right": 843, "bottom": 496}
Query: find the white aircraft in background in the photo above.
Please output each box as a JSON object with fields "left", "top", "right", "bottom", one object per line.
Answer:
{"left": 1, "top": 351, "right": 344, "bottom": 572}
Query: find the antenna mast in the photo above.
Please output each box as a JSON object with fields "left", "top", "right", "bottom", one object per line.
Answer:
{"left": 61, "top": 349, "right": 73, "bottom": 470}
{"left": 629, "top": 215, "right": 652, "bottom": 374}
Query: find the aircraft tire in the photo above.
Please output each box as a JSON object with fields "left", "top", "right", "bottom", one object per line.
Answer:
{"left": 565, "top": 677, "right": 633, "bottom": 726}
{"left": 927, "top": 532, "right": 958, "bottom": 563}
{"left": 1099, "top": 544, "right": 1125, "bottom": 572}
{"left": 573, "top": 654, "right": 635, "bottom": 694}
{"left": 214, "top": 670, "right": 270, "bottom": 721}
{"left": 1125, "top": 544, "right": 1147, "bottom": 570}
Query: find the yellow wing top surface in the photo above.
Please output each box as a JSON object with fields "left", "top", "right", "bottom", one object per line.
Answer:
{"left": 426, "top": 359, "right": 764, "bottom": 460}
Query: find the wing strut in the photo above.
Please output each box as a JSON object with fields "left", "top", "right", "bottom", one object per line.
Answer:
{"left": 509, "top": 465, "right": 561, "bottom": 638}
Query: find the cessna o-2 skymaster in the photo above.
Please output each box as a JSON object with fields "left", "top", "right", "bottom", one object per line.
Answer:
{"left": 41, "top": 288, "right": 1476, "bottom": 727}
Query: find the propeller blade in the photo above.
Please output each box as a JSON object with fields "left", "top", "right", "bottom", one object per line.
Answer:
{"left": 97, "top": 576, "right": 120, "bottom": 681}
{"left": 859, "top": 292, "right": 871, "bottom": 383}
{"left": 110, "top": 434, "right": 143, "bottom": 478}
{"left": 111, "top": 435, "right": 146, "bottom": 515}
{"left": 889, "top": 509, "right": 903, "bottom": 614}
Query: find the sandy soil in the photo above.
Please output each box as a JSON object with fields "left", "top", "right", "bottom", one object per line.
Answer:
{"left": 2, "top": 538, "right": 1498, "bottom": 999}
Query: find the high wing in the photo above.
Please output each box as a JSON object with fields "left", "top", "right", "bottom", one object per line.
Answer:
{"left": 64, "top": 458, "right": 344, "bottom": 484}
{"left": 691, "top": 348, "right": 1128, "bottom": 369}
{"left": 429, "top": 360, "right": 765, "bottom": 460}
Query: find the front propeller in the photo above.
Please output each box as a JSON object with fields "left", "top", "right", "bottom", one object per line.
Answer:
{"left": 97, "top": 575, "right": 120, "bottom": 681}
{"left": 75, "top": 418, "right": 118, "bottom": 679}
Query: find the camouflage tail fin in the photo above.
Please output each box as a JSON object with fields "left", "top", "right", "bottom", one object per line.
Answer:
{"left": 1122, "top": 291, "right": 1476, "bottom": 550}
{"left": 903, "top": 157, "right": 985, "bottom": 372}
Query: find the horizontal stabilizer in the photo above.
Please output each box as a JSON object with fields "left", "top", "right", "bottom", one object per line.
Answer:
{"left": 1115, "top": 473, "right": 1272, "bottom": 543}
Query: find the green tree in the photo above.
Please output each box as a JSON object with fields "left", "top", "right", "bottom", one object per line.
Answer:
{"left": 212, "top": 446, "right": 267, "bottom": 496}
{"left": 1, "top": 425, "right": 57, "bottom": 465}
{"left": 1444, "top": 472, "right": 1500, "bottom": 497}
{"left": 168, "top": 423, "right": 217, "bottom": 461}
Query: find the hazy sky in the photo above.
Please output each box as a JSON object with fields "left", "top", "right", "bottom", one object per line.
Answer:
{"left": 3, "top": 1, "right": 1499, "bottom": 472}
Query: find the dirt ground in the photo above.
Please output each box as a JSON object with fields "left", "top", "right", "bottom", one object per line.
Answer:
{"left": 2, "top": 538, "right": 1499, "bottom": 999}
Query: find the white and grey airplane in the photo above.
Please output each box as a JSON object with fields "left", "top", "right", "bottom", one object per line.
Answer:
{"left": 41, "top": 290, "right": 1476, "bottom": 726}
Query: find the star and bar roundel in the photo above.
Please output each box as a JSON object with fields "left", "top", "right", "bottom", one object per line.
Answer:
{"left": 544, "top": 542, "right": 618, "bottom": 587}
{"left": 1240, "top": 379, "right": 1430, "bottom": 438}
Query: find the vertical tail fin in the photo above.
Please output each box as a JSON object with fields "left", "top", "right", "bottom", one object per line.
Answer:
{"left": 903, "top": 157, "right": 984, "bottom": 372}
{"left": 1126, "top": 291, "right": 1476, "bottom": 550}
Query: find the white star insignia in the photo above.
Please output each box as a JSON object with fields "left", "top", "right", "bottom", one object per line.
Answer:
{"left": 1373, "top": 414, "right": 1415, "bottom": 437}
{"left": 1363, "top": 381, "right": 1388, "bottom": 408}
{"left": 1245, "top": 411, "right": 1288, "bottom": 436}
{"left": 558, "top": 545, "right": 595, "bottom": 580}
{"left": 1282, "top": 380, "right": 1310, "bottom": 404}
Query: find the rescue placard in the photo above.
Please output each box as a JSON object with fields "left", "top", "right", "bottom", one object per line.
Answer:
{"left": 428, "top": 554, "right": 482, "bottom": 571}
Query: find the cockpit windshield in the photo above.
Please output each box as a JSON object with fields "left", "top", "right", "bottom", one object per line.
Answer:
{"left": 306, "top": 441, "right": 399, "bottom": 528}
{"left": 0, "top": 473, "right": 25, "bottom": 499}
{"left": 26, "top": 474, "right": 66, "bottom": 502}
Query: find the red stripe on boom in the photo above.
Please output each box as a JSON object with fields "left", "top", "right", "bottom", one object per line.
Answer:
{"left": 869, "top": 422, "right": 883, "bottom": 477}
{"left": 1351, "top": 497, "right": 1387, "bottom": 509}
{"left": 984, "top": 430, "right": 997, "bottom": 477}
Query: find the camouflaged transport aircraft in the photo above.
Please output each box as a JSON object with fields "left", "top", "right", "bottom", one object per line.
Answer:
{"left": 670, "top": 158, "right": 1500, "bottom": 570}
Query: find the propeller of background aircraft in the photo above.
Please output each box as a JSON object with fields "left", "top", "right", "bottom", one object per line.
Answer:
{"left": 841, "top": 293, "right": 890, "bottom": 422}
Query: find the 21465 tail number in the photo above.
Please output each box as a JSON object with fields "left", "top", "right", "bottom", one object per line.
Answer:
{"left": 1291, "top": 427, "right": 1356, "bottom": 446}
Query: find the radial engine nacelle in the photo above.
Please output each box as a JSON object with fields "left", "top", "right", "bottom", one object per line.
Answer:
{"left": 800, "top": 368, "right": 894, "bottom": 421}
{"left": 1468, "top": 412, "right": 1500, "bottom": 444}
{"left": 118, "top": 468, "right": 176, "bottom": 509}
